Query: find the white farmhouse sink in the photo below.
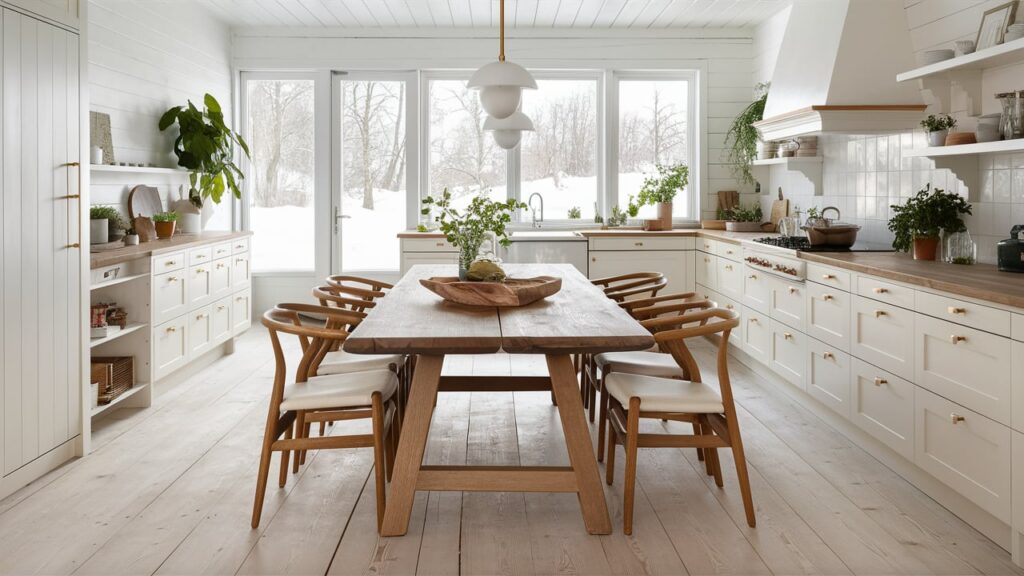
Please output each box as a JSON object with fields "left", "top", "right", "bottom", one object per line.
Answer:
{"left": 509, "top": 230, "right": 584, "bottom": 241}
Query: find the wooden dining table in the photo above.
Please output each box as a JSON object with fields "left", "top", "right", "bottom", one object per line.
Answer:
{"left": 343, "top": 263, "right": 655, "bottom": 536}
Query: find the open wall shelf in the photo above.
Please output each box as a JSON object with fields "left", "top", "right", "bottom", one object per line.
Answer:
{"left": 751, "top": 156, "right": 823, "bottom": 193}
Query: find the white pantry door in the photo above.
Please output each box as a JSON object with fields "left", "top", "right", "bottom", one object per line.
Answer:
{"left": 2, "top": 8, "right": 82, "bottom": 475}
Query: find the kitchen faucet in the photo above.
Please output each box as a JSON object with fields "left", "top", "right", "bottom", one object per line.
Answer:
{"left": 528, "top": 192, "right": 544, "bottom": 228}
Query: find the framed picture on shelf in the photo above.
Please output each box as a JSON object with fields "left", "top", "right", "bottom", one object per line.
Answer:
{"left": 976, "top": 1, "right": 1018, "bottom": 50}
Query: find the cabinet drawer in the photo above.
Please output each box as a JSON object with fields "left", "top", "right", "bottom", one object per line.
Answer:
{"left": 698, "top": 238, "right": 717, "bottom": 253}
{"left": 915, "top": 314, "right": 1011, "bottom": 425}
{"left": 189, "top": 305, "right": 214, "bottom": 357}
{"left": 91, "top": 261, "right": 137, "bottom": 287}
{"left": 712, "top": 290, "right": 741, "bottom": 315}
{"left": 742, "top": 307, "right": 771, "bottom": 365}
{"left": 154, "top": 270, "right": 188, "bottom": 325}
{"left": 768, "top": 276, "right": 805, "bottom": 332}
{"left": 211, "top": 241, "right": 233, "bottom": 259}
{"left": 1014, "top": 314, "right": 1024, "bottom": 342}
{"left": 851, "top": 358, "right": 914, "bottom": 460}
{"left": 915, "top": 291, "right": 1010, "bottom": 336}
{"left": 1015, "top": 342, "right": 1024, "bottom": 433}
{"left": 856, "top": 276, "right": 914, "bottom": 309}
{"left": 403, "top": 237, "right": 458, "bottom": 252}
{"left": 696, "top": 253, "right": 717, "bottom": 292}
{"left": 232, "top": 254, "right": 251, "bottom": 290}
{"left": 188, "top": 246, "right": 212, "bottom": 266}
{"left": 154, "top": 317, "right": 188, "bottom": 380}
{"left": 851, "top": 296, "right": 915, "bottom": 381}
{"left": 714, "top": 241, "right": 741, "bottom": 262}
{"left": 806, "top": 281, "right": 851, "bottom": 352}
{"left": 590, "top": 251, "right": 692, "bottom": 298}
{"left": 211, "top": 258, "right": 232, "bottom": 299}
{"left": 232, "top": 289, "right": 252, "bottom": 334}
{"left": 212, "top": 297, "right": 233, "bottom": 345}
{"left": 716, "top": 258, "right": 742, "bottom": 301}
{"left": 770, "top": 319, "right": 806, "bottom": 389}
{"left": 401, "top": 251, "right": 459, "bottom": 275}
{"left": 589, "top": 236, "right": 694, "bottom": 251}
{"left": 914, "top": 387, "right": 1011, "bottom": 523}
{"left": 187, "top": 265, "right": 213, "bottom": 308}
{"left": 807, "top": 338, "right": 851, "bottom": 419}
{"left": 231, "top": 237, "right": 250, "bottom": 254}
{"left": 807, "top": 263, "right": 851, "bottom": 292}
{"left": 742, "top": 267, "right": 770, "bottom": 314}
{"left": 154, "top": 251, "right": 186, "bottom": 274}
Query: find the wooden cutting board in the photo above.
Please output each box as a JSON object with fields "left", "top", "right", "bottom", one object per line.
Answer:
{"left": 717, "top": 190, "right": 739, "bottom": 212}
{"left": 769, "top": 187, "right": 789, "bottom": 229}
{"left": 127, "top": 185, "right": 162, "bottom": 219}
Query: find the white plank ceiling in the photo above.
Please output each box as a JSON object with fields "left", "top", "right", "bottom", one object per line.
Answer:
{"left": 190, "top": 0, "right": 789, "bottom": 28}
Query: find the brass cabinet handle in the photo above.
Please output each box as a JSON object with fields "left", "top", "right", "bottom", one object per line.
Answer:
{"left": 436, "top": 242, "right": 445, "bottom": 247}
{"left": 165, "top": 260, "right": 176, "bottom": 266}
{"left": 950, "top": 334, "right": 967, "bottom": 344}
{"left": 873, "top": 287, "right": 888, "bottom": 294}
{"left": 168, "top": 276, "right": 179, "bottom": 283}
{"left": 165, "top": 326, "right": 177, "bottom": 333}
{"left": 874, "top": 309, "right": 886, "bottom": 318}
{"left": 216, "top": 263, "right": 226, "bottom": 269}
{"left": 195, "top": 268, "right": 206, "bottom": 274}
{"left": 822, "top": 274, "right": 836, "bottom": 280}
{"left": 236, "top": 296, "right": 245, "bottom": 301}
{"left": 822, "top": 294, "right": 834, "bottom": 301}
{"left": 634, "top": 242, "right": 644, "bottom": 247}
{"left": 726, "top": 249, "right": 734, "bottom": 255}
{"left": 63, "top": 162, "right": 81, "bottom": 248}
{"left": 592, "top": 257, "right": 597, "bottom": 262}
{"left": 196, "top": 313, "right": 208, "bottom": 320}
{"left": 748, "top": 274, "right": 757, "bottom": 280}
{"left": 783, "top": 332, "right": 793, "bottom": 340}
{"left": 726, "top": 304, "right": 734, "bottom": 310}
{"left": 749, "top": 317, "right": 759, "bottom": 324}
{"left": 947, "top": 306, "right": 966, "bottom": 315}
{"left": 873, "top": 377, "right": 887, "bottom": 386}
{"left": 705, "top": 257, "right": 711, "bottom": 263}
{"left": 950, "top": 413, "right": 965, "bottom": 424}
{"left": 724, "top": 264, "right": 733, "bottom": 271}
{"left": 217, "top": 305, "right": 226, "bottom": 311}
{"left": 823, "top": 352, "right": 835, "bottom": 360}
{"left": 195, "top": 254, "right": 206, "bottom": 259}
{"left": 788, "top": 287, "right": 797, "bottom": 294}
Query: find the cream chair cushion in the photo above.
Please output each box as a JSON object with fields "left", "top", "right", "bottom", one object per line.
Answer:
{"left": 280, "top": 369, "right": 398, "bottom": 411}
{"left": 316, "top": 349, "right": 404, "bottom": 376}
{"left": 594, "top": 351, "right": 684, "bottom": 379}
{"left": 604, "top": 372, "right": 724, "bottom": 414}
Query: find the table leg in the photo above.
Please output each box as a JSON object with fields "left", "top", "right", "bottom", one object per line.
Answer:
{"left": 546, "top": 354, "right": 612, "bottom": 535}
{"left": 380, "top": 354, "right": 444, "bottom": 536}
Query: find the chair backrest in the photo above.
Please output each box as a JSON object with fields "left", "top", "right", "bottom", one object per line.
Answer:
{"left": 651, "top": 307, "right": 741, "bottom": 410}
{"left": 325, "top": 275, "right": 393, "bottom": 302}
{"left": 262, "top": 303, "right": 364, "bottom": 383}
{"left": 592, "top": 272, "right": 668, "bottom": 302}
{"left": 313, "top": 284, "right": 377, "bottom": 314}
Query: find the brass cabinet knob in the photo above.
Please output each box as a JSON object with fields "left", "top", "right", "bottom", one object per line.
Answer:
{"left": 822, "top": 294, "right": 834, "bottom": 301}
{"left": 166, "top": 326, "right": 177, "bottom": 333}
{"left": 873, "top": 287, "right": 888, "bottom": 294}
{"left": 873, "top": 377, "right": 887, "bottom": 386}
{"left": 822, "top": 274, "right": 836, "bottom": 280}
{"left": 196, "top": 313, "right": 208, "bottom": 320}
{"left": 947, "top": 306, "right": 966, "bottom": 315}
{"left": 951, "top": 413, "right": 965, "bottom": 424}
{"left": 823, "top": 352, "right": 835, "bottom": 360}
{"left": 749, "top": 274, "right": 757, "bottom": 280}
{"left": 749, "top": 317, "right": 759, "bottom": 324}
{"left": 168, "top": 276, "right": 179, "bottom": 283}
{"left": 634, "top": 242, "right": 644, "bottom": 247}
{"left": 725, "top": 264, "right": 733, "bottom": 271}
{"left": 788, "top": 286, "right": 797, "bottom": 294}
{"left": 783, "top": 332, "right": 793, "bottom": 340}
{"left": 950, "top": 334, "right": 967, "bottom": 344}
{"left": 874, "top": 310, "right": 886, "bottom": 318}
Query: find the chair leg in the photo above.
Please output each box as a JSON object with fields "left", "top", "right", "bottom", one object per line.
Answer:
{"left": 702, "top": 417, "right": 724, "bottom": 487}
{"left": 293, "top": 410, "right": 305, "bottom": 473}
{"left": 251, "top": 419, "right": 276, "bottom": 529}
{"left": 278, "top": 421, "right": 293, "bottom": 488}
{"left": 699, "top": 423, "right": 715, "bottom": 477}
{"left": 729, "top": 419, "right": 756, "bottom": 528}
{"left": 385, "top": 399, "right": 397, "bottom": 483}
{"left": 300, "top": 420, "right": 312, "bottom": 465}
{"left": 693, "top": 422, "right": 705, "bottom": 462}
{"left": 371, "top": 392, "right": 388, "bottom": 532}
{"left": 588, "top": 372, "right": 597, "bottom": 423}
{"left": 623, "top": 397, "right": 641, "bottom": 536}
{"left": 605, "top": 421, "right": 616, "bottom": 486}
{"left": 597, "top": 376, "right": 609, "bottom": 462}
{"left": 319, "top": 421, "right": 326, "bottom": 436}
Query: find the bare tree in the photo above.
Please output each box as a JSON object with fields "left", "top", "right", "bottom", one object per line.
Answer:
{"left": 249, "top": 80, "right": 315, "bottom": 208}
{"left": 342, "top": 81, "right": 406, "bottom": 210}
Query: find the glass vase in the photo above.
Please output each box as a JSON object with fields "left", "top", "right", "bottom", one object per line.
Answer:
{"left": 458, "top": 242, "right": 482, "bottom": 280}
{"left": 944, "top": 230, "right": 976, "bottom": 265}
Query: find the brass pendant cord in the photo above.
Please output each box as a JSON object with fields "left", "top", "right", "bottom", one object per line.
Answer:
{"left": 499, "top": 0, "right": 505, "bottom": 62}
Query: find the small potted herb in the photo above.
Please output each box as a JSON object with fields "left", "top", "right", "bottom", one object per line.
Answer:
{"left": 722, "top": 204, "right": 764, "bottom": 232}
{"left": 627, "top": 164, "right": 688, "bottom": 229}
{"left": 609, "top": 205, "right": 629, "bottom": 227}
{"left": 567, "top": 206, "right": 581, "bottom": 219}
{"left": 152, "top": 211, "right": 179, "bottom": 239}
{"left": 89, "top": 205, "right": 126, "bottom": 244}
{"left": 888, "top": 184, "right": 972, "bottom": 260}
{"left": 920, "top": 114, "right": 956, "bottom": 147}
{"left": 421, "top": 189, "right": 526, "bottom": 280}
{"left": 124, "top": 225, "right": 140, "bottom": 246}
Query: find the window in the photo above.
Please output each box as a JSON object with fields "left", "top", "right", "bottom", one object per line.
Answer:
{"left": 426, "top": 77, "right": 506, "bottom": 211}
{"left": 243, "top": 76, "right": 316, "bottom": 272}
{"left": 615, "top": 75, "right": 695, "bottom": 219}
{"left": 339, "top": 78, "right": 407, "bottom": 272}
{"left": 519, "top": 77, "right": 599, "bottom": 220}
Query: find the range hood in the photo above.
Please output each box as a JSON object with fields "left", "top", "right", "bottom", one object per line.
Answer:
{"left": 754, "top": 0, "right": 926, "bottom": 142}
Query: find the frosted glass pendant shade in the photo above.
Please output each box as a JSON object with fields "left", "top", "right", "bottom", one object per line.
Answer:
{"left": 483, "top": 111, "right": 534, "bottom": 150}
{"left": 468, "top": 60, "right": 537, "bottom": 119}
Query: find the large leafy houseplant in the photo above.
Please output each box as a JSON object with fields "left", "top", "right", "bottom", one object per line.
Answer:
{"left": 422, "top": 189, "right": 527, "bottom": 279}
{"left": 888, "top": 184, "right": 971, "bottom": 260}
{"left": 725, "top": 83, "right": 769, "bottom": 186}
{"left": 159, "top": 94, "right": 250, "bottom": 209}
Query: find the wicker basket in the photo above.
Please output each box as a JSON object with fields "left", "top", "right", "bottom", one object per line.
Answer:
{"left": 91, "top": 356, "right": 134, "bottom": 405}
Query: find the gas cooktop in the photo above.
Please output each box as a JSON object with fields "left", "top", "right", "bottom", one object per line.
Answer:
{"left": 752, "top": 236, "right": 895, "bottom": 253}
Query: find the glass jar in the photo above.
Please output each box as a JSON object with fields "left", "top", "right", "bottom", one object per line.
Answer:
{"left": 944, "top": 230, "right": 976, "bottom": 265}
{"left": 997, "top": 90, "right": 1024, "bottom": 140}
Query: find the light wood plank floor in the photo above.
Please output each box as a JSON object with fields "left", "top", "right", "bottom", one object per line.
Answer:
{"left": 0, "top": 327, "right": 1019, "bottom": 576}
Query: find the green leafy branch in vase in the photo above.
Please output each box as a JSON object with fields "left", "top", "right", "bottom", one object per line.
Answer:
{"left": 422, "top": 189, "right": 527, "bottom": 276}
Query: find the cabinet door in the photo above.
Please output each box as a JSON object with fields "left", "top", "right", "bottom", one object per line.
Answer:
{"left": 915, "top": 314, "right": 1011, "bottom": 425}
{"left": 401, "top": 251, "right": 458, "bottom": 276}
{"left": 188, "top": 306, "right": 213, "bottom": 357}
{"left": 769, "top": 318, "right": 806, "bottom": 389}
{"left": 806, "top": 281, "right": 851, "bottom": 352}
{"left": 807, "top": 338, "right": 851, "bottom": 419}
{"left": 589, "top": 250, "right": 692, "bottom": 297}
{"left": 211, "top": 297, "right": 232, "bottom": 345}
{"left": 3, "top": 11, "right": 81, "bottom": 473}
{"left": 696, "top": 252, "right": 717, "bottom": 292}
{"left": 768, "top": 276, "right": 805, "bottom": 331}
{"left": 1014, "top": 342, "right": 1024, "bottom": 434}
{"left": 915, "top": 387, "right": 1011, "bottom": 523}
{"left": 211, "top": 257, "right": 232, "bottom": 299}
{"left": 741, "top": 307, "right": 770, "bottom": 365}
{"left": 232, "top": 289, "right": 252, "bottom": 335}
{"left": 3, "top": 0, "right": 78, "bottom": 29}
{"left": 153, "top": 270, "right": 188, "bottom": 324}
{"left": 742, "top": 267, "right": 770, "bottom": 314}
{"left": 154, "top": 317, "right": 188, "bottom": 380}
{"left": 231, "top": 253, "right": 250, "bottom": 290}
{"left": 851, "top": 358, "right": 914, "bottom": 460}
{"left": 187, "top": 265, "right": 212, "bottom": 308}
{"left": 715, "top": 257, "right": 742, "bottom": 301}
{"left": 851, "top": 296, "right": 915, "bottom": 381}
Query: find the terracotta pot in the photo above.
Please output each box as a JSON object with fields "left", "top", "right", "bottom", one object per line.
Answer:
{"left": 155, "top": 221, "right": 176, "bottom": 239}
{"left": 657, "top": 202, "right": 672, "bottom": 229}
{"left": 912, "top": 235, "right": 940, "bottom": 260}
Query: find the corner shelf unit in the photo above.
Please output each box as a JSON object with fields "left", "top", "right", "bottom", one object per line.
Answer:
{"left": 751, "top": 156, "right": 823, "bottom": 193}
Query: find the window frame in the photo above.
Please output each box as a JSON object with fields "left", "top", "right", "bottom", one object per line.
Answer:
{"left": 608, "top": 70, "right": 699, "bottom": 222}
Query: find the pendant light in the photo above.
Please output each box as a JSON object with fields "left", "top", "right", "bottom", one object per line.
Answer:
{"left": 483, "top": 111, "right": 534, "bottom": 150}
{"left": 467, "top": 0, "right": 536, "bottom": 119}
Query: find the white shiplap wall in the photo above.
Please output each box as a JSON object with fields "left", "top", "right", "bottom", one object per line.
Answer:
{"left": 88, "top": 0, "right": 233, "bottom": 229}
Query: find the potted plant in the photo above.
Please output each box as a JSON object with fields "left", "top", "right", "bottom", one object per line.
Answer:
{"left": 124, "top": 226, "right": 140, "bottom": 246}
{"left": 627, "top": 163, "right": 688, "bottom": 229}
{"left": 421, "top": 189, "right": 526, "bottom": 280}
{"left": 152, "top": 211, "right": 179, "bottom": 239}
{"left": 726, "top": 83, "right": 769, "bottom": 185}
{"left": 567, "top": 206, "right": 581, "bottom": 220}
{"left": 89, "top": 205, "right": 126, "bottom": 244}
{"left": 722, "top": 204, "right": 764, "bottom": 232}
{"left": 920, "top": 114, "right": 956, "bottom": 147}
{"left": 159, "top": 94, "right": 250, "bottom": 215}
{"left": 888, "top": 184, "right": 972, "bottom": 260}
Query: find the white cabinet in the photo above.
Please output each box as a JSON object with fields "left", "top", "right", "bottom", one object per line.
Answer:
{"left": 211, "top": 297, "right": 232, "bottom": 345}
{"left": 188, "top": 306, "right": 214, "bottom": 358}
{"left": 1, "top": 8, "right": 81, "bottom": 476}
{"left": 915, "top": 314, "right": 1012, "bottom": 426}
{"left": 769, "top": 318, "right": 806, "bottom": 389}
{"left": 742, "top": 267, "right": 770, "bottom": 314}
{"left": 231, "top": 253, "right": 250, "bottom": 290}
{"left": 806, "top": 281, "right": 851, "bottom": 351}
{"left": 914, "top": 387, "right": 1011, "bottom": 523}
{"left": 154, "top": 270, "right": 188, "bottom": 325}
{"left": 154, "top": 317, "right": 188, "bottom": 380}
{"left": 2, "top": 0, "right": 78, "bottom": 29}
{"left": 807, "top": 263, "right": 851, "bottom": 292}
{"left": 851, "top": 296, "right": 915, "bottom": 381}
{"left": 807, "top": 338, "right": 851, "bottom": 418}
{"left": 1015, "top": 341, "right": 1024, "bottom": 433}
{"left": 915, "top": 291, "right": 1011, "bottom": 337}
{"left": 696, "top": 252, "right": 717, "bottom": 292}
{"left": 400, "top": 236, "right": 459, "bottom": 275}
{"left": 856, "top": 276, "right": 914, "bottom": 310}
{"left": 589, "top": 250, "right": 694, "bottom": 296}
{"left": 715, "top": 257, "right": 742, "bottom": 301}
{"left": 1014, "top": 432, "right": 1024, "bottom": 534}
{"left": 232, "top": 289, "right": 252, "bottom": 335}
{"left": 741, "top": 307, "right": 770, "bottom": 365}
{"left": 851, "top": 357, "right": 915, "bottom": 460}
{"left": 211, "top": 257, "right": 232, "bottom": 299}
{"left": 187, "top": 264, "right": 213, "bottom": 308}
{"left": 768, "top": 276, "right": 805, "bottom": 331}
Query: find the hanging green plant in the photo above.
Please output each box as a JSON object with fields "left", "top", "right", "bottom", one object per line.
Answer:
{"left": 725, "top": 83, "right": 769, "bottom": 186}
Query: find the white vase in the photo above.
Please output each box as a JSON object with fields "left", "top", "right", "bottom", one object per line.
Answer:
{"left": 927, "top": 129, "right": 948, "bottom": 146}
{"left": 90, "top": 218, "right": 109, "bottom": 244}
{"left": 123, "top": 234, "right": 139, "bottom": 246}
{"left": 178, "top": 212, "right": 202, "bottom": 234}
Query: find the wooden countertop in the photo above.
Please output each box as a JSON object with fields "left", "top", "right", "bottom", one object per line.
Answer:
{"left": 90, "top": 231, "right": 252, "bottom": 269}
{"left": 799, "top": 251, "right": 1024, "bottom": 309}
{"left": 399, "top": 229, "right": 776, "bottom": 244}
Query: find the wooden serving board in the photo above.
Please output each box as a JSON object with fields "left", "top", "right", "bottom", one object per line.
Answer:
{"left": 769, "top": 187, "right": 789, "bottom": 230}
{"left": 128, "top": 185, "right": 162, "bottom": 219}
{"left": 420, "top": 276, "right": 561, "bottom": 307}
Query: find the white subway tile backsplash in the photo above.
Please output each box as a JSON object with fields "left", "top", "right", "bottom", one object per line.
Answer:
{"left": 994, "top": 170, "right": 1012, "bottom": 203}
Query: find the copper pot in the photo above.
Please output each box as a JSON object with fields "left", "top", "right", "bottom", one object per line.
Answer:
{"left": 802, "top": 224, "right": 861, "bottom": 247}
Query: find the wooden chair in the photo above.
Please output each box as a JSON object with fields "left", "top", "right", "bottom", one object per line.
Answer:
{"left": 253, "top": 303, "right": 400, "bottom": 531}
{"left": 602, "top": 307, "right": 755, "bottom": 534}
{"left": 325, "top": 275, "right": 394, "bottom": 304}
{"left": 591, "top": 272, "right": 668, "bottom": 303}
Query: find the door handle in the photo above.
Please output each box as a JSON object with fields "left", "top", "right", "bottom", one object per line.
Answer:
{"left": 334, "top": 206, "right": 351, "bottom": 233}
{"left": 63, "top": 162, "right": 81, "bottom": 248}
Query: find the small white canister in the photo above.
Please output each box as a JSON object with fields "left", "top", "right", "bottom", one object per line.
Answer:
{"left": 90, "top": 145, "right": 104, "bottom": 165}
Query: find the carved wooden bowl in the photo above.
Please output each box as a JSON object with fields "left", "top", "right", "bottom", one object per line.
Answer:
{"left": 420, "top": 276, "right": 562, "bottom": 307}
